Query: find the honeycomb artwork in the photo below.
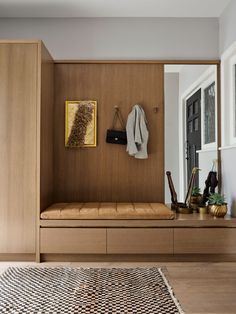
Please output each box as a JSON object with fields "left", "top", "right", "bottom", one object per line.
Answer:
{"left": 65, "top": 100, "right": 97, "bottom": 147}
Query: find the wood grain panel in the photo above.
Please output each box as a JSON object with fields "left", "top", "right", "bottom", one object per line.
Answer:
{"left": 54, "top": 63, "right": 164, "bottom": 202}
{"left": 40, "top": 228, "right": 106, "bottom": 253}
{"left": 107, "top": 228, "right": 173, "bottom": 254}
{"left": 174, "top": 228, "right": 236, "bottom": 254}
{"left": 40, "top": 43, "right": 54, "bottom": 211}
{"left": 0, "top": 43, "right": 38, "bottom": 253}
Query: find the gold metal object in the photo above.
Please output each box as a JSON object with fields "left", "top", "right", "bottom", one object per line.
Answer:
{"left": 176, "top": 206, "right": 193, "bottom": 214}
{"left": 208, "top": 204, "right": 227, "bottom": 218}
{"left": 198, "top": 206, "right": 208, "bottom": 214}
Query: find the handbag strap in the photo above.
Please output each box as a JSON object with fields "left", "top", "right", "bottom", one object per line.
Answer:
{"left": 111, "top": 107, "right": 126, "bottom": 130}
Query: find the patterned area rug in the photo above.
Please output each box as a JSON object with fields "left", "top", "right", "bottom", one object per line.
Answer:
{"left": 0, "top": 267, "right": 184, "bottom": 314}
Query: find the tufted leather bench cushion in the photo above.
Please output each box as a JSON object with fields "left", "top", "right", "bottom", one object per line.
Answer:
{"left": 40, "top": 202, "right": 175, "bottom": 220}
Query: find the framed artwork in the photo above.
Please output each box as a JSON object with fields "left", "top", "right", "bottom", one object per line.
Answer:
{"left": 65, "top": 100, "right": 97, "bottom": 147}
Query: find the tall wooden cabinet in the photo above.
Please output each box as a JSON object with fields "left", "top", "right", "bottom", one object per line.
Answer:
{"left": 0, "top": 41, "right": 53, "bottom": 256}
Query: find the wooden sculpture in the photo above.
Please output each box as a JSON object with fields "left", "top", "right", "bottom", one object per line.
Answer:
{"left": 166, "top": 167, "right": 200, "bottom": 214}
{"left": 166, "top": 171, "right": 187, "bottom": 213}
{"left": 166, "top": 171, "right": 178, "bottom": 211}
{"left": 202, "top": 171, "right": 218, "bottom": 205}
{"left": 184, "top": 167, "right": 201, "bottom": 208}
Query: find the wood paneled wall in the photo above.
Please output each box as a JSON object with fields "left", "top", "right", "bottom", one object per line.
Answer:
{"left": 40, "top": 43, "right": 54, "bottom": 211}
{"left": 54, "top": 63, "right": 164, "bottom": 202}
{"left": 0, "top": 43, "right": 38, "bottom": 253}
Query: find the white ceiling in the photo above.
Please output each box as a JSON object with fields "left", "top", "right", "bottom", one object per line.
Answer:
{"left": 0, "top": 0, "right": 231, "bottom": 18}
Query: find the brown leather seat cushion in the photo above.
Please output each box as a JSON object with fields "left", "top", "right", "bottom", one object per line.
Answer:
{"left": 40, "top": 202, "right": 175, "bottom": 220}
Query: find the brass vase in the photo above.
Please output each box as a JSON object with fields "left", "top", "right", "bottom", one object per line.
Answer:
{"left": 190, "top": 194, "right": 203, "bottom": 211}
{"left": 208, "top": 204, "right": 227, "bottom": 218}
{"left": 198, "top": 206, "right": 208, "bottom": 214}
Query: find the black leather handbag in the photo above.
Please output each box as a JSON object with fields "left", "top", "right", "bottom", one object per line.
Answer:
{"left": 106, "top": 107, "right": 127, "bottom": 145}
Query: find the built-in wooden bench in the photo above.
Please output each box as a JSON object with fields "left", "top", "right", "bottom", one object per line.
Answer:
{"left": 39, "top": 202, "right": 236, "bottom": 262}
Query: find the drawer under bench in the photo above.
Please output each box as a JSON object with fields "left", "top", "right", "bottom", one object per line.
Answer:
{"left": 40, "top": 228, "right": 107, "bottom": 254}
{"left": 40, "top": 227, "right": 174, "bottom": 254}
{"left": 40, "top": 227, "right": 236, "bottom": 255}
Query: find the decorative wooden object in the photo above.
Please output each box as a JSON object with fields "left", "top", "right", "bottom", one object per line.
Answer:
{"left": 202, "top": 171, "right": 218, "bottom": 205}
{"left": 184, "top": 167, "right": 200, "bottom": 208}
{"left": 166, "top": 171, "right": 178, "bottom": 210}
{"left": 166, "top": 170, "right": 191, "bottom": 213}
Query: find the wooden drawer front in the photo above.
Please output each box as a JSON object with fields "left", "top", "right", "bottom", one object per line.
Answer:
{"left": 40, "top": 228, "right": 106, "bottom": 253}
{"left": 174, "top": 228, "right": 236, "bottom": 254}
{"left": 107, "top": 228, "right": 173, "bottom": 254}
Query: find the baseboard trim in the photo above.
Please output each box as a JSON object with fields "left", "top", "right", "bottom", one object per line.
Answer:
{"left": 1, "top": 253, "right": 236, "bottom": 263}
{"left": 0, "top": 254, "right": 35, "bottom": 261}
{"left": 40, "top": 253, "right": 236, "bottom": 262}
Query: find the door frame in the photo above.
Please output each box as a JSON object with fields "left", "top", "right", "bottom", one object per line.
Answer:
{"left": 185, "top": 87, "right": 202, "bottom": 189}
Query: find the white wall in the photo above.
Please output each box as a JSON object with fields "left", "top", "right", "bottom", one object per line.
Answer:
{"left": 220, "top": 0, "right": 236, "bottom": 216}
{"left": 219, "top": 0, "right": 236, "bottom": 55}
{"left": 0, "top": 18, "right": 219, "bottom": 59}
{"left": 221, "top": 148, "right": 236, "bottom": 217}
{"left": 164, "top": 73, "right": 179, "bottom": 204}
{"left": 179, "top": 65, "right": 211, "bottom": 99}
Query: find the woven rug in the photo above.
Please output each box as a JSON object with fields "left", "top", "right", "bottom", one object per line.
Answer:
{"left": 0, "top": 267, "right": 184, "bottom": 314}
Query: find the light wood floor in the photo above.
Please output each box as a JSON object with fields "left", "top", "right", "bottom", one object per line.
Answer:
{"left": 0, "top": 262, "right": 236, "bottom": 314}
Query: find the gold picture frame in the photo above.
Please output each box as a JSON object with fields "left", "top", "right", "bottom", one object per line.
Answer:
{"left": 65, "top": 100, "right": 97, "bottom": 147}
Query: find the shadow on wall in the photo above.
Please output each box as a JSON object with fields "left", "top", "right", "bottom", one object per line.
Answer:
{"left": 231, "top": 199, "right": 236, "bottom": 217}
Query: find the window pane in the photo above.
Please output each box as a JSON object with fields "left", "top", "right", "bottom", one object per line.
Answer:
{"left": 194, "top": 118, "right": 199, "bottom": 131}
{"left": 204, "top": 82, "right": 215, "bottom": 144}
{"left": 188, "top": 121, "right": 193, "bottom": 133}
{"left": 188, "top": 104, "right": 193, "bottom": 118}
{"left": 193, "top": 100, "right": 199, "bottom": 114}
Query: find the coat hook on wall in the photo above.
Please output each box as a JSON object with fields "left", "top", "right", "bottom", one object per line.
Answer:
{"left": 153, "top": 106, "right": 159, "bottom": 113}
